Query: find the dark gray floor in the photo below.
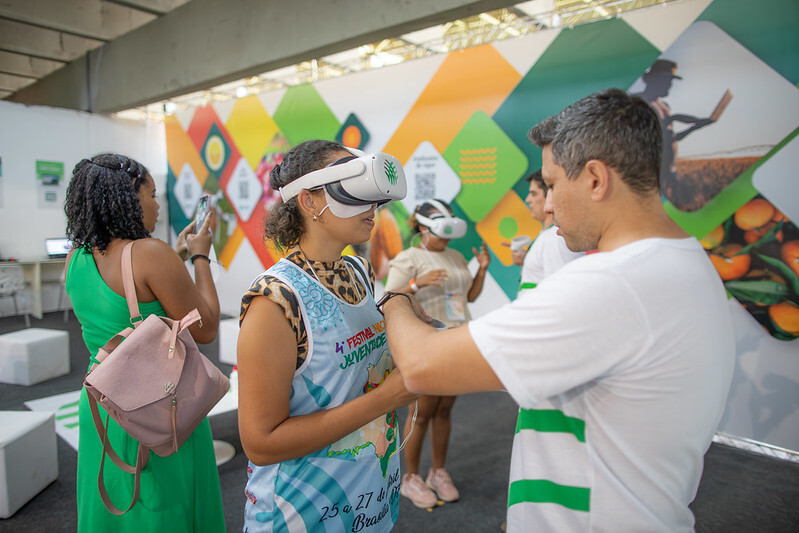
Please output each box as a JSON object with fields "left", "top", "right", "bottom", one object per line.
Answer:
{"left": 1, "top": 312, "right": 798, "bottom": 532}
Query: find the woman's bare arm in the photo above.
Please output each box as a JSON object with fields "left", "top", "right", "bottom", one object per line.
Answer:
{"left": 237, "top": 296, "right": 418, "bottom": 466}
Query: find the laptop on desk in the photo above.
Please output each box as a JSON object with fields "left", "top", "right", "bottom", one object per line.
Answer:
{"left": 45, "top": 238, "right": 72, "bottom": 259}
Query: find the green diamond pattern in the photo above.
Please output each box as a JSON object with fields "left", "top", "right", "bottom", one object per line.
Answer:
{"left": 494, "top": 18, "right": 660, "bottom": 180}
{"left": 201, "top": 123, "right": 231, "bottom": 178}
{"left": 273, "top": 84, "right": 341, "bottom": 146}
{"left": 698, "top": 0, "right": 799, "bottom": 85}
{"left": 335, "top": 112, "right": 370, "bottom": 149}
{"left": 444, "top": 111, "right": 528, "bottom": 222}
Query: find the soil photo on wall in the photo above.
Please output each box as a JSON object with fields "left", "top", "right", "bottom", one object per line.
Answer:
{"left": 668, "top": 156, "right": 760, "bottom": 212}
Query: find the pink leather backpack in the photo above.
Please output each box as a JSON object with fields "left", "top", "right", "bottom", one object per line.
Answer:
{"left": 83, "top": 241, "right": 229, "bottom": 514}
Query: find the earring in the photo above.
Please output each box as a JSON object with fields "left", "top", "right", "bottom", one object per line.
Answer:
{"left": 311, "top": 205, "right": 329, "bottom": 222}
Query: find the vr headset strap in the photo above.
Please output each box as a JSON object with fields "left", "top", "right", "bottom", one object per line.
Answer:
{"left": 279, "top": 159, "right": 367, "bottom": 202}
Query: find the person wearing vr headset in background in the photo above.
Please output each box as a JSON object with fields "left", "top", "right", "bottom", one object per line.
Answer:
{"left": 236, "top": 139, "right": 418, "bottom": 532}
{"left": 383, "top": 199, "right": 491, "bottom": 509}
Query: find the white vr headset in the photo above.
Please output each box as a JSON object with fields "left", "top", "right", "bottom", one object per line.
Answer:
{"left": 415, "top": 199, "right": 467, "bottom": 239}
{"left": 278, "top": 148, "right": 407, "bottom": 208}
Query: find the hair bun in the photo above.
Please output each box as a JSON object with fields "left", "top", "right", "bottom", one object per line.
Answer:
{"left": 270, "top": 163, "right": 283, "bottom": 188}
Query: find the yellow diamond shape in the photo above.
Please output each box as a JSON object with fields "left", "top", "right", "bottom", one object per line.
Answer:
{"left": 226, "top": 95, "right": 280, "bottom": 170}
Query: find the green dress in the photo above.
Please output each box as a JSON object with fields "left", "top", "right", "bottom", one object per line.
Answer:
{"left": 66, "top": 248, "right": 225, "bottom": 532}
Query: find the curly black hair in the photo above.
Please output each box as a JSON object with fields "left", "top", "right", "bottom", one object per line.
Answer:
{"left": 64, "top": 153, "right": 150, "bottom": 254}
{"left": 264, "top": 139, "right": 347, "bottom": 249}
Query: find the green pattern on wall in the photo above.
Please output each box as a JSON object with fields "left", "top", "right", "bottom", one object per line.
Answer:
{"left": 336, "top": 113, "right": 370, "bottom": 150}
{"left": 448, "top": 201, "right": 482, "bottom": 259}
{"left": 445, "top": 111, "right": 528, "bottom": 222}
{"left": 200, "top": 123, "right": 231, "bottom": 178}
{"left": 273, "top": 84, "right": 341, "bottom": 146}
{"left": 493, "top": 18, "right": 661, "bottom": 180}
{"left": 445, "top": 201, "right": 521, "bottom": 299}
{"left": 698, "top": 0, "right": 799, "bottom": 85}
{"left": 166, "top": 166, "right": 190, "bottom": 232}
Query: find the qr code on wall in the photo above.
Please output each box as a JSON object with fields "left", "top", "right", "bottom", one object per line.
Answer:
{"left": 415, "top": 172, "right": 435, "bottom": 200}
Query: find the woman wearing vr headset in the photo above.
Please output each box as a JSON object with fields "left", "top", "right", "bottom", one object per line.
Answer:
{"left": 236, "top": 140, "right": 417, "bottom": 532}
{"left": 384, "top": 199, "right": 491, "bottom": 509}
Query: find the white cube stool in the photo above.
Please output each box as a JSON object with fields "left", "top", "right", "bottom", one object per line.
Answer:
{"left": 0, "top": 328, "right": 70, "bottom": 386}
{"left": 218, "top": 318, "right": 239, "bottom": 366}
{"left": 0, "top": 411, "right": 58, "bottom": 518}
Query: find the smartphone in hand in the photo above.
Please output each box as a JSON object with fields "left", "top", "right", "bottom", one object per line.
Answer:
{"left": 193, "top": 195, "right": 209, "bottom": 234}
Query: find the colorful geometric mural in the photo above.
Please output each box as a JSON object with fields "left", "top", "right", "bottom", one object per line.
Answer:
{"left": 402, "top": 141, "right": 461, "bottom": 211}
{"left": 476, "top": 191, "right": 543, "bottom": 268}
{"left": 494, "top": 17, "right": 661, "bottom": 183}
{"left": 382, "top": 44, "right": 522, "bottom": 164}
{"left": 631, "top": 21, "right": 799, "bottom": 241}
{"left": 702, "top": 195, "right": 799, "bottom": 340}
{"left": 165, "top": 0, "right": 799, "bottom": 321}
{"left": 163, "top": 0, "right": 799, "bottom": 457}
{"left": 336, "top": 113, "right": 370, "bottom": 150}
{"left": 444, "top": 111, "right": 527, "bottom": 222}
{"left": 273, "top": 84, "right": 341, "bottom": 147}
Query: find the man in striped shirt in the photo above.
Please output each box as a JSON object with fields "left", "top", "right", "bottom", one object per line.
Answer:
{"left": 382, "top": 88, "right": 734, "bottom": 532}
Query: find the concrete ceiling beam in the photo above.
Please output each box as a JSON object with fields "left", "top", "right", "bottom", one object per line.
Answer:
{"left": 7, "top": 0, "right": 517, "bottom": 113}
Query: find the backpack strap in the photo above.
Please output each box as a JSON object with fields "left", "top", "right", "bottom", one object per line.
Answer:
{"left": 86, "top": 392, "right": 150, "bottom": 473}
{"left": 97, "top": 421, "right": 148, "bottom": 515}
{"left": 121, "top": 241, "right": 143, "bottom": 326}
{"left": 120, "top": 241, "right": 202, "bottom": 352}
{"left": 94, "top": 328, "right": 134, "bottom": 365}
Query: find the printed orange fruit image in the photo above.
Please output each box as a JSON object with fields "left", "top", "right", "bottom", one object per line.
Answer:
{"left": 709, "top": 244, "right": 751, "bottom": 281}
{"left": 710, "top": 196, "right": 799, "bottom": 340}
{"left": 782, "top": 240, "right": 799, "bottom": 277}
{"left": 734, "top": 198, "right": 774, "bottom": 230}
{"left": 768, "top": 301, "right": 799, "bottom": 336}
{"left": 743, "top": 221, "right": 783, "bottom": 244}
{"left": 700, "top": 225, "right": 724, "bottom": 250}
{"left": 745, "top": 268, "right": 785, "bottom": 284}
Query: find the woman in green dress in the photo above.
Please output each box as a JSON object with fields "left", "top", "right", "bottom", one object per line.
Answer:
{"left": 64, "top": 153, "right": 225, "bottom": 532}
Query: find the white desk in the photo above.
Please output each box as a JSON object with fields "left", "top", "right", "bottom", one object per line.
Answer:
{"left": 16, "top": 259, "right": 66, "bottom": 320}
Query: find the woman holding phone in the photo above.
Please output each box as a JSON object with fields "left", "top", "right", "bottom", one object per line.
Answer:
{"left": 64, "top": 153, "right": 224, "bottom": 532}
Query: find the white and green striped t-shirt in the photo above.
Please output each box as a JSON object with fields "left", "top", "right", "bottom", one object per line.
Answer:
{"left": 470, "top": 238, "right": 734, "bottom": 532}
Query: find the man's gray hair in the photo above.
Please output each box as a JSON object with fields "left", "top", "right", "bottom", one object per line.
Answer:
{"left": 528, "top": 88, "right": 662, "bottom": 195}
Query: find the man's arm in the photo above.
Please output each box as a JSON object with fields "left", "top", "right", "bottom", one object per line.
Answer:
{"left": 382, "top": 294, "right": 503, "bottom": 396}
